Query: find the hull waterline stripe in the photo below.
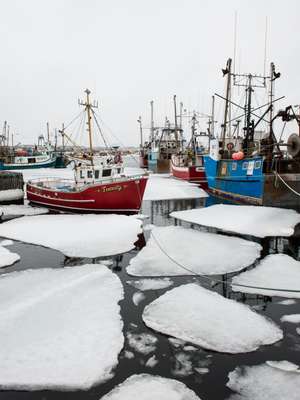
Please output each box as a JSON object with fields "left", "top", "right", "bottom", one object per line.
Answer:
{"left": 28, "top": 199, "right": 139, "bottom": 212}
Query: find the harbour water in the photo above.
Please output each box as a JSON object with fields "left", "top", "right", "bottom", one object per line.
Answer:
{"left": 0, "top": 160, "right": 299, "bottom": 399}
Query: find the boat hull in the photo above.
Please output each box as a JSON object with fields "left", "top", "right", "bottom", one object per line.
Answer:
{"left": 26, "top": 176, "right": 148, "bottom": 214}
{"left": 0, "top": 158, "right": 57, "bottom": 170}
{"left": 139, "top": 152, "right": 148, "bottom": 169}
{"left": 170, "top": 162, "right": 208, "bottom": 188}
{"left": 203, "top": 155, "right": 300, "bottom": 209}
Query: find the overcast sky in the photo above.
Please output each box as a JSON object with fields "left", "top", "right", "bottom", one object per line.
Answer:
{"left": 0, "top": 0, "right": 299, "bottom": 147}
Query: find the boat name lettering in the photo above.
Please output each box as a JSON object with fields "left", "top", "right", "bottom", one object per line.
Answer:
{"left": 101, "top": 186, "right": 123, "bottom": 193}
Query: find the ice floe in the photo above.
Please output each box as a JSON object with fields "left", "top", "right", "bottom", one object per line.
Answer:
{"left": 227, "top": 363, "right": 300, "bottom": 400}
{"left": 132, "top": 292, "right": 146, "bottom": 306}
{"left": 266, "top": 360, "right": 300, "bottom": 372}
{"left": 0, "top": 189, "right": 23, "bottom": 202}
{"left": 101, "top": 374, "right": 201, "bottom": 400}
{"left": 143, "top": 284, "right": 282, "bottom": 353}
{"left": 277, "top": 299, "right": 296, "bottom": 305}
{"left": 127, "top": 226, "right": 261, "bottom": 276}
{"left": 297, "top": 328, "right": 300, "bottom": 336}
{"left": 232, "top": 254, "right": 300, "bottom": 298}
{"left": 143, "top": 174, "right": 207, "bottom": 201}
{"left": 0, "top": 265, "right": 124, "bottom": 390}
{"left": 126, "top": 332, "right": 158, "bottom": 355}
{"left": 0, "top": 239, "right": 14, "bottom": 247}
{"left": 145, "top": 355, "right": 158, "bottom": 368}
{"left": 280, "top": 314, "right": 300, "bottom": 323}
{"left": 127, "top": 278, "right": 174, "bottom": 291}
{"left": 0, "top": 245, "right": 20, "bottom": 268}
{"left": 0, "top": 204, "right": 48, "bottom": 216}
{"left": 170, "top": 204, "right": 300, "bottom": 237}
{"left": 0, "top": 214, "right": 142, "bottom": 258}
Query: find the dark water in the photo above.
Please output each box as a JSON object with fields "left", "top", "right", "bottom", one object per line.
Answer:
{"left": 0, "top": 193, "right": 300, "bottom": 400}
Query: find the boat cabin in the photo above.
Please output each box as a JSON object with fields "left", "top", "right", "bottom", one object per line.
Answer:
{"left": 75, "top": 163, "right": 124, "bottom": 184}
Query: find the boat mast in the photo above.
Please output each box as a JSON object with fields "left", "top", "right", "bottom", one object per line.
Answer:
{"left": 221, "top": 58, "right": 232, "bottom": 152}
{"left": 137, "top": 116, "right": 143, "bottom": 148}
{"left": 79, "top": 89, "right": 98, "bottom": 165}
{"left": 173, "top": 95, "right": 179, "bottom": 146}
{"left": 61, "top": 123, "right": 65, "bottom": 151}
{"left": 46, "top": 122, "right": 50, "bottom": 144}
{"left": 150, "top": 100, "right": 154, "bottom": 142}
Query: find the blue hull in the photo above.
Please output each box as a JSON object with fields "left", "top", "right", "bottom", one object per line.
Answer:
{"left": 0, "top": 158, "right": 57, "bottom": 170}
{"left": 203, "top": 155, "right": 264, "bottom": 205}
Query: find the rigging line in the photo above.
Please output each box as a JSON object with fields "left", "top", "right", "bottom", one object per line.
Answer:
{"left": 91, "top": 109, "right": 111, "bottom": 152}
{"left": 95, "top": 112, "right": 140, "bottom": 166}
{"left": 150, "top": 230, "right": 300, "bottom": 293}
{"left": 273, "top": 171, "right": 300, "bottom": 198}
{"left": 62, "top": 110, "right": 85, "bottom": 132}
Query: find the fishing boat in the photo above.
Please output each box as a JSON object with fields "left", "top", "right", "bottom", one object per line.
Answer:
{"left": 148, "top": 96, "right": 184, "bottom": 173}
{"left": 137, "top": 116, "right": 149, "bottom": 168}
{"left": 170, "top": 111, "right": 210, "bottom": 188}
{"left": 27, "top": 89, "right": 148, "bottom": 214}
{"left": 0, "top": 123, "right": 65, "bottom": 170}
{"left": 203, "top": 58, "right": 300, "bottom": 209}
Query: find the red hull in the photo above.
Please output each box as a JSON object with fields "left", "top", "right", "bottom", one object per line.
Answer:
{"left": 171, "top": 162, "right": 208, "bottom": 188}
{"left": 26, "top": 176, "right": 148, "bottom": 214}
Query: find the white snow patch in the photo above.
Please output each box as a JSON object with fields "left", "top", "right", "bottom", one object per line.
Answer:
{"left": 0, "top": 265, "right": 124, "bottom": 390}
{"left": 0, "top": 239, "right": 14, "bottom": 247}
{"left": 168, "top": 338, "right": 186, "bottom": 348}
{"left": 0, "top": 204, "right": 48, "bottom": 216}
{"left": 101, "top": 374, "right": 201, "bottom": 400}
{"left": 144, "top": 175, "right": 207, "bottom": 201}
{"left": 100, "top": 259, "right": 114, "bottom": 267}
{"left": 126, "top": 332, "right": 158, "bottom": 355}
{"left": 0, "top": 245, "right": 20, "bottom": 268}
{"left": 0, "top": 214, "right": 142, "bottom": 258}
{"left": 143, "top": 284, "right": 282, "bottom": 353}
{"left": 127, "top": 278, "right": 174, "bottom": 291}
{"left": 280, "top": 314, "right": 300, "bottom": 323}
{"left": 227, "top": 363, "right": 300, "bottom": 400}
{"left": 145, "top": 355, "right": 158, "bottom": 368}
{"left": 296, "top": 328, "right": 300, "bottom": 336}
{"left": 232, "top": 254, "right": 300, "bottom": 298}
{"left": 266, "top": 360, "right": 300, "bottom": 372}
{"left": 195, "top": 367, "right": 209, "bottom": 375}
{"left": 143, "top": 224, "right": 155, "bottom": 231}
{"left": 124, "top": 351, "right": 135, "bottom": 360}
{"left": 132, "top": 292, "right": 146, "bottom": 306}
{"left": 277, "top": 299, "right": 296, "bottom": 305}
{"left": 171, "top": 205, "right": 300, "bottom": 238}
{"left": 0, "top": 189, "right": 23, "bottom": 202}
{"left": 127, "top": 226, "right": 261, "bottom": 276}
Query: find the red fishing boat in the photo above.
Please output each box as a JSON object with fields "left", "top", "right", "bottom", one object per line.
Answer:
{"left": 27, "top": 89, "right": 148, "bottom": 214}
{"left": 170, "top": 112, "right": 209, "bottom": 188}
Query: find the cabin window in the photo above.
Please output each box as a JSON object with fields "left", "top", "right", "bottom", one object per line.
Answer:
{"left": 94, "top": 170, "right": 99, "bottom": 179}
{"left": 28, "top": 158, "right": 36, "bottom": 164}
{"left": 103, "top": 169, "right": 111, "bottom": 177}
{"left": 242, "top": 162, "right": 248, "bottom": 170}
{"left": 87, "top": 171, "right": 93, "bottom": 179}
{"left": 117, "top": 168, "right": 121, "bottom": 173}
{"left": 231, "top": 162, "right": 237, "bottom": 171}
{"left": 221, "top": 162, "right": 227, "bottom": 175}
{"left": 255, "top": 160, "right": 261, "bottom": 169}
{"left": 80, "top": 170, "right": 84, "bottom": 179}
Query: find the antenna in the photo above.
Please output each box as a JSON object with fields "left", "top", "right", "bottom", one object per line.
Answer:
{"left": 263, "top": 17, "right": 268, "bottom": 77}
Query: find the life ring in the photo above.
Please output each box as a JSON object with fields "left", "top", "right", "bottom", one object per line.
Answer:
{"left": 226, "top": 142, "right": 234, "bottom": 151}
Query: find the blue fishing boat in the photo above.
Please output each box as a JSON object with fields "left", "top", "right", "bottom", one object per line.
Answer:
{"left": 204, "top": 59, "right": 300, "bottom": 209}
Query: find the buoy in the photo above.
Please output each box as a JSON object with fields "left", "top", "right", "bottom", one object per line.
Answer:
{"left": 232, "top": 151, "right": 244, "bottom": 160}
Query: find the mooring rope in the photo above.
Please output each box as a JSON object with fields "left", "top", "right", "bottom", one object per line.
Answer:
{"left": 149, "top": 230, "right": 300, "bottom": 294}
{"left": 273, "top": 171, "right": 300, "bottom": 198}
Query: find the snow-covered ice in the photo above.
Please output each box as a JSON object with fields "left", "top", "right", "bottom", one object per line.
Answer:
{"left": 266, "top": 360, "right": 300, "bottom": 372}
{"left": 226, "top": 363, "right": 300, "bottom": 400}
{"left": 132, "top": 292, "right": 146, "bottom": 306}
{"left": 0, "top": 239, "right": 14, "bottom": 247}
{"left": 143, "top": 174, "right": 207, "bottom": 201}
{"left": 0, "top": 245, "right": 20, "bottom": 268}
{"left": 0, "top": 214, "right": 142, "bottom": 258}
{"left": 0, "top": 265, "right": 124, "bottom": 390}
{"left": 170, "top": 204, "right": 300, "bottom": 238}
{"left": 297, "top": 328, "right": 300, "bottom": 336}
{"left": 127, "top": 278, "right": 174, "bottom": 291}
{"left": 0, "top": 204, "right": 48, "bottom": 216}
{"left": 145, "top": 355, "right": 158, "bottom": 368}
{"left": 124, "top": 351, "right": 134, "bottom": 360}
{"left": 172, "top": 352, "right": 193, "bottom": 377}
{"left": 232, "top": 254, "right": 300, "bottom": 298}
{"left": 280, "top": 314, "right": 300, "bottom": 323}
{"left": 101, "top": 374, "right": 201, "bottom": 400}
{"left": 277, "top": 299, "right": 296, "bottom": 305}
{"left": 127, "top": 226, "right": 261, "bottom": 276}
{"left": 195, "top": 367, "right": 209, "bottom": 375}
{"left": 126, "top": 332, "right": 158, "bottom": 355}
{"left": 143, "top": 284, "right": 282, "bottom": 353}
{"left": 0, "top": 189, "right": 23, "bottom": 202}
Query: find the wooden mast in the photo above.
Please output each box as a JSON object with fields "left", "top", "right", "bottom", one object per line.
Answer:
{"left": 138, "top": 116, "right": 143, "bottom": 148}
{"left": 221, "top": 58, "right": 232, "bottom": 152}
{"left": 46, "top": 122, "right": 50, "bottom": 143}
{"left": 173, "top": 95, "right": 179, "bottom": 146}
{"left": 79, "top": 89, "right": 98, "bottom": 166}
